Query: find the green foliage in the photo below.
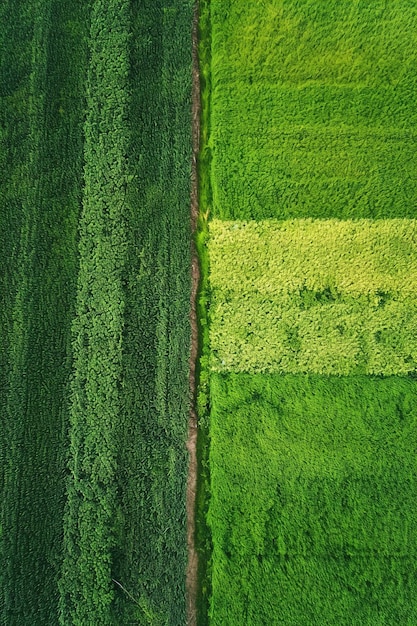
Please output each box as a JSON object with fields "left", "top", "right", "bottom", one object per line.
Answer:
{"left": 195, "top": 1, "right": 215, "bottom": 623}
{"left": 58, "top": 2, "right": 131, "bottom": 622}
{"left": 210, "top": 0, "right": 417, "bottom": 219}
{"left": 203, "top": 2, "right": 417, "bottom": 625}
{"left": 1, "top": 1, "right": 193, "bottom": 624}
{"left": 110, "top": 2, "right": 193, "bottom": 624}
{"left": 0, "top": 0, "right": 89, "bottom": 623}
{"left": 60, "top": 1, "right": 193, "bottom": 624}
{"left": 209, "top": 218, "right": 417, "bottom": 375}
{"left": 198, "top": 0, "right": 213, "bottom": 218}
{"left": 208, "top": 372, "right": 417, "bottom": 625}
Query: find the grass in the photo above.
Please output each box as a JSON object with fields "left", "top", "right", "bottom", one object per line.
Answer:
{"left": 1, "top": 1, "right": 193, "bottom": 623}
{"left": 208, "top": 218, "right": 417, "bottom": 375}
{"left": 0, "top": 0, "right": 89, "bottom": 623}
{"left": 111, "top": 3, "right": 193, "bottom": 624}
{"left": 195, "top": 0, "right": 214, "bottom": 623}
{"left": 59, "top": 2, "right": 131, "bottom": 622}
{"left": 203, "top": 1, "right": 417, "bottom": 624}
{"left": 60, "top": 1, "right": 193, "bottom": 624}
{"left": 208, "top": 372, "right": 417, "bottom": 625}
{"left": 210, "top": 0, "right": 417, "bottom": 220}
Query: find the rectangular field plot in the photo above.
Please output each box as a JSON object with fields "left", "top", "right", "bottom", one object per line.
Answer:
{"left": 208, "top": 373, "right": 417, "bottom": 625}
{"left": 0, "top": 1, "right": 193, "bottom": 623}
{"left": 209, "top": 218, "right": 417, "bottom": 375}
{"left": 210, "top": 0, "right": 417, "bottom": 220}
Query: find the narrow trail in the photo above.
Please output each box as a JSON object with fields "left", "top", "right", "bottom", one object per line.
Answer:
{"left": 186, "top": 2, "right": 201, "bottom": 625}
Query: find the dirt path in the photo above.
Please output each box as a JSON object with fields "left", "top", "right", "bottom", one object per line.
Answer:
{"left": 186, "top": 2, "right": 201, "bottom": 625}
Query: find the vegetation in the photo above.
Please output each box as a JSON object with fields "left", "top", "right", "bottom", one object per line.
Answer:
{"left": 1, "top": 1, "right": 193, "bottom": 624}
{"left": 203, "top": 1, "right": 417, "bottom": 624}
{"left": 58, "top": 1, "right": 131, "bottom": 622}
{"left": 208, "top": 373, "right": 417, "bottom": 625}
{"left": 0, "top": 0, "right": 88, "bottom": 622}
{"left": 195, "top": 0, "right": 214, "bottom": 622}
{"left": 112, "top": 2, "right": 193, "bottom": 624}
{"left": 209, "top": 218, "right": 417, "bottom": 375}
{"left": 60, "top": 1, "right": 193, "bottom": 624}
{"left": 4, "top": 0, "right": 416, "bottom": 623}
{"left": 210, "top": 0, "right": 417, "bottom": 220}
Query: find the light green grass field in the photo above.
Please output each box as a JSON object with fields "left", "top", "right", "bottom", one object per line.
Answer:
{"left": 209, "top": 218, "right": 417, "bottom": 375}
{"left": 208, "top": 373, "right": 417, "bottom": 625}
{"left": 203, "top": 1, "right": 417, "bottom": 624}
{"left": 210, "top": 0, "right": 417, "bottom": 220}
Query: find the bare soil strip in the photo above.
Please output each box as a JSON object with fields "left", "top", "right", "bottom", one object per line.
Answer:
{"left": 186, "top": 2, "right": 201, "bottom": 625}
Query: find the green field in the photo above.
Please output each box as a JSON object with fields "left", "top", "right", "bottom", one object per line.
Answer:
{"left": 1, "top": 1, "right": 192, "bottom": 624}
{"left": 2, "top": 0, "right": 417, "bottom": 623}
{"left": 209, "top": 373, "right": 417, "bottom": 625}
{"left": 1, "top": 1, "right": 88, "bottom": 622}
{"left": 210, "top": 0, "right": 417, "bottom": 220}
{"left": 209, "top": 218, "right": 417, "bottom": 375}
{"left": 201, "top": 1, "right": 417, "bottom": 624}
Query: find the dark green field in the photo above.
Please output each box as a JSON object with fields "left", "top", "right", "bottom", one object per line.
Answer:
{"left": 1, "top": 1, "right": 88, "bottom": 622}
{"left": 1, "top": 1, "right": 193, "bottom": 624}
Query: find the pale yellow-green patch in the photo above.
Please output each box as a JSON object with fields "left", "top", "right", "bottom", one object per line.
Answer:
{"left": 209, "top": 218, "right": 417, "bottom": 375}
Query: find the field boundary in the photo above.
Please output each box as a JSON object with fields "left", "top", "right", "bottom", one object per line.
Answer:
{"left": 193, "top": 0, "right": 213, "bottom": 624}
{"left": 186, "top": 1, "right": 201, "bottom": 624}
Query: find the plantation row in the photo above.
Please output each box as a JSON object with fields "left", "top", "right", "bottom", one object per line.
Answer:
{"left": 60, "top": 1, "right": 132, "bottom": 621}
{"left": 1, "top": 1, "right": 193, "bottom": 624}
{"left": 198, "top": 0, "right": 417, "bottom": 624}
{"left": 1, "top": 0, "right": 88, "bottom": 622}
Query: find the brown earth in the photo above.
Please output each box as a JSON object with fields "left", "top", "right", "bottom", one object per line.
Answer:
{"left": 186, "top": 2, "right": 201, "bottom": 625}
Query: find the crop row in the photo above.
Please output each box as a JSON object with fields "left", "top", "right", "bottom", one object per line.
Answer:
{"left": 0, "top": 0, "right": 89, "bottom": 623}
{"left": 59, "top": 1, "right": 131, "bottom": 622}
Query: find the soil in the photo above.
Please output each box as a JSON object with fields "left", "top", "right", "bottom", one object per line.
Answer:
{"left": 186, "top": 3, "right": 201, "bottom": 625}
